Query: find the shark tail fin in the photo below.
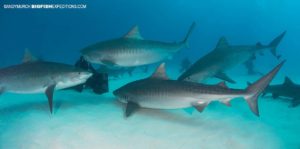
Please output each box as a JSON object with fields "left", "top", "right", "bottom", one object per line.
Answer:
{"left": 245, "top": 61, "right": 285, "bottom": 116}
{"left": 268, "top": 31, "right": 286, "bottom": 59}
{"left": 182, "top": 22, "right": 196, "bottom": 48}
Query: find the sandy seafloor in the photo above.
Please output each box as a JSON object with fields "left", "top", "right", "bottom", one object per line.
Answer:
{"left": 0, "top": 69, "right": 299, "bottom": 149}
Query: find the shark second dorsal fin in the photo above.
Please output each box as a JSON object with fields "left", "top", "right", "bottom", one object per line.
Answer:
{"left": 151, "top": 63, "right": 169, "bottom": 80}
{"left": 215, "top": 37, "right": 229, "bottom": 49}
{"left": 124, "top": 25, "right": 144, "bottom": 40}
{"left": 22, "top": 49, "right": 38, "bottom": 63}
{"left": 284, "top": 76, "right": 294, "bottom": 85}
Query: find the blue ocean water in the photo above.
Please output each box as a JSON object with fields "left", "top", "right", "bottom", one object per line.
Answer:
{"left": 0, "top": 0, "right": 300, "bottom": 149}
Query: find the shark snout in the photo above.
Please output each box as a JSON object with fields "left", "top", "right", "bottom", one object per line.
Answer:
{"left": 113, "top": 88, "right": 129, "bottom": 103}
{"left": 79, "top": 71, "right": 93, "bottom": 80}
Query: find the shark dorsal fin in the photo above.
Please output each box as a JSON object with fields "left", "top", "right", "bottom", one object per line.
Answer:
{"left": 151, "top": 63, "right": 169, "bottom": 79}
{"left": 22, "top": 49, "right": 38, "bottom": 63}
{"left": 217, "top": 81, "right": 228, "bottom": 88}
{"left": 284, "top": 76, "right": 294, "bottom": 85}
{"left": 215, "top": 37, "right": 229, "bottom": 49}
{"left": 124, "top": 25, "right": 144, "bottom": 40}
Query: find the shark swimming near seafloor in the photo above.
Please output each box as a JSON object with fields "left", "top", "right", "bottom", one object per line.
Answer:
{"left": 0, "top": 50, "right": 92, "bottom": 114}
{"left": 114, "top": 61, "right": 284, "bottom": 117}
{"left": 178, "top": 31, "right": 286, "bottom": 83}
{"left": 81, "top": 22, "right": 196, "bottom": 68}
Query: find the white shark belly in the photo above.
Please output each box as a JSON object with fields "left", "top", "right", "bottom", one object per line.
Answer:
{"left": 3, "top": 80, "right": 86, "bottom": 94}
{"left": 132, "top": 95, "right": 199, "bottom": 109}
{"left": 132, "top": 93, "right": 242, "bottom": 110}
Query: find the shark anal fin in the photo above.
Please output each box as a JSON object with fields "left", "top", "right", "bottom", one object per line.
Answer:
{"left": 214, "top": 72, "right": 236, "bottom": 84}
{"left": 125, "top": 101, "right": 140, "bottom": 117}
{"left": 192, "top": 102, "right": 208, "bottom": 113}
{"left": 45, "top": 84, "right": 56, "bottom": 114}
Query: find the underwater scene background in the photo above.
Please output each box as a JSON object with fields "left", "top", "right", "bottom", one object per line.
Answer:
{"left": 0, "top": 0, "right": 300, "bottom": 149}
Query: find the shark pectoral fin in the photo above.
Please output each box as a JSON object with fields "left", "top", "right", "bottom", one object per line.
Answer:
{"left": 125, "top": 101, "right": 140, "bottom": 117}
{"left": 214, "top": 72, "right": 236, "bottom": 84}
{"left": 183, "top": 108, "right": 195, "bottom": 115}
{"left": 45, "top": 84, "right": 56, "bottom": 114}
{"left": 192, "top": 102, "right": 208, "bottom": 113}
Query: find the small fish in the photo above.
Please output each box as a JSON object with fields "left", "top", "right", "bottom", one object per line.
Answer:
{"left": 114, "top": 61, "right": 285, "bottom": 117}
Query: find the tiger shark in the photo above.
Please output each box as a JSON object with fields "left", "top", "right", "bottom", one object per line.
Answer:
{"left": 113, "top": 61, "right": 284, "bottom": 117}
{"left": 0, "top": 50, "right": 92, "bottom": 114}
{"left": 178, "top": 31, "right": 286, "bottom": 83}
{"left": 81, "top": 22, "right": 196, "bottom": 67}
{"left": 263, "top": 76, "right": 300, "bottom": 107}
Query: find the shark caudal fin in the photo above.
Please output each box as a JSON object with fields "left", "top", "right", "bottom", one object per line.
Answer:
{"left": 245, "top": 61, "right": 285, "bottom": 116}
{"left": 182, "top": 22, "right": 196, "bottom": 48}
{"left": 268, "top": 31, "right": 286, "bottom": 59}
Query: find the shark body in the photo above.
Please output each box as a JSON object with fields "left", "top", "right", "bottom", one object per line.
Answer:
{"left": 114, "top": 61, "right": 284, "bottom": 117}
{"left": 81, "top": 23, "right": 196, "bottom": 67}
{"left": 0, "top": 50, "right": 92, "bottom": 114}
{"left": 178, "top": 31, "right": 286, "bottom": 83}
